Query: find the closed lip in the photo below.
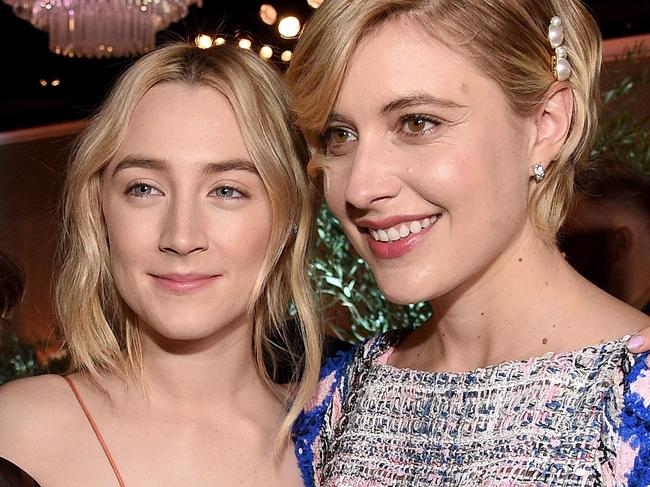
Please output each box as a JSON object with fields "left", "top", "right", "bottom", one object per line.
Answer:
{"left": 150, "top": 273, "right": 219, "bottom": 282}
{"left": 150, "top": 273, "right": 220, "bottom": 293}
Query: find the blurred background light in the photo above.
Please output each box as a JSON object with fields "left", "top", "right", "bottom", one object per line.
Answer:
{"left": 278, "top": 16, "right": 300, "bottom": 38}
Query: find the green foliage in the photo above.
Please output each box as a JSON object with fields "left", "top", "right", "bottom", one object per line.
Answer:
{"left": 311, "top": 204, "right": 431, "bottom": 342}
{"left": 595, "top": 112, "right": 650, "bottom": 174}
{"left": 595, "top": 54, "right": 650, "bottom": 174}
{"left": 0, "top": 324, "right": 69, "bottom": 384}
{"left": 0, "top": 323, "right": 41, "bottom": 384}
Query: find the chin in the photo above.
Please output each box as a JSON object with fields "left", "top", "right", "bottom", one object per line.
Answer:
{"left": 378, "top": 281, "right": 435, "bottom": 306}
{"left": 143, "top": 325, "right": 231, "bottom": 350}
{"left": 140, "top": 312, "right": 234, "bottom": 342}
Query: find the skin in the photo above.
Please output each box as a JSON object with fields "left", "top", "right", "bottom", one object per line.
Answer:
{"left": 321, "top": 20, "right": 650, "bottom": 373}
{"left": 0, "top": 83, "right": 302, "bottom": 486}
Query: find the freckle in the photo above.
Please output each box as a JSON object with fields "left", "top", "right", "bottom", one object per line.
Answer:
{"left": 518, "top": 258, "right": 523, "bottom": 262}
{"left": 542, "top": 337, "right": 548, "bottom": 345}
{"left": 545, "top": 282, "right": 549, "bottom": 286}
{"left": 477, "top": 335, "right": 480, "bottom": 340}
{"left": 552, "top": 324, "right": 556, "bottom": 328}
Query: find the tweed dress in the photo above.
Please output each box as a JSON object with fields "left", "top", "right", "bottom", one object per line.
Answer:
{"left": 293, "top": 332, "right": 650, "bottom": 487}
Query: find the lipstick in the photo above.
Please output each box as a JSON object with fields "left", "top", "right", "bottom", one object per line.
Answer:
{"left": 150, "top": 273, "right": 219, "bottom": 294}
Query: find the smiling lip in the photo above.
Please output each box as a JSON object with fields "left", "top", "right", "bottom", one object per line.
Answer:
{"left": 357, "top": 214, "right": 434, "bottom": 230}
{"left": 358, "top": 214, "right": 440, "bottom": 260}
{"left": 150, "top": 273, "right": 220, "bottom": 293}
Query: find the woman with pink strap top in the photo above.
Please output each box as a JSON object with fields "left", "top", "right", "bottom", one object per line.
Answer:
{"left": 0, "top": 42, "right": 321, "bottom": 486}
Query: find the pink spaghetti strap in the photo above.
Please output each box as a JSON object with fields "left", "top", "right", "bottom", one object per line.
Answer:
{"left": 63, "top": 376, "right": 127, "bottom": 487}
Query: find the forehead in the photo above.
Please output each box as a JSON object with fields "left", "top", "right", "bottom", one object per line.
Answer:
{"left": 115, "top": 82, "right": 250, "bottom": 166}
{"left": 335, "top": 19, "right": 501, "bottom": 113}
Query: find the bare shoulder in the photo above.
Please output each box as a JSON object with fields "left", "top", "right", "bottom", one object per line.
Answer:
{"left": 0, "top": 374, "right": 78, "bottom": 462}
{"left": 587, "top": 289, "right": 650, "bottom": 340}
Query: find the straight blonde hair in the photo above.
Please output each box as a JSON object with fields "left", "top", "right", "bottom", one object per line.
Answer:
{"left": 56, "top": 42, "right": 322, "bottom": 442}
{"left": 287, "top": 0, "right": 602, "bottom": 243}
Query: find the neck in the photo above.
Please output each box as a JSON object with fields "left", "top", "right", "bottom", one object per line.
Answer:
{"left": 132, "top": 319, "right": 281, "bottom": 416}
{"left": 402, "top": 225, "right": 616, "bottom": 372}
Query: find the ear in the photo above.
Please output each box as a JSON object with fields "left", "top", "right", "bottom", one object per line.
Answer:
{"left": 530, "top": 82, "right": 573, "bottom": 175}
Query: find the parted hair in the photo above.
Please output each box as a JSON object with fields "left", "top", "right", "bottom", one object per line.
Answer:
{"left": 56, "top": 42, "right": 321, "bottom": 440}
{"left": 286, "top": 0, "right": 602, "bottom": 243}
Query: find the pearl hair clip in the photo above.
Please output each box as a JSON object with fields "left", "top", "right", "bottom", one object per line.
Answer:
{"left": 548, "top": 16, "right": 571, "bottom": 81}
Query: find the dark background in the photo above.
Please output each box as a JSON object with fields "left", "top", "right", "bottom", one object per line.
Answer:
{"left": 0, "top": 0, "right": 314, "bottom": 132}
{"left": 1, "top": 0, "right": 649, "bottom": 133}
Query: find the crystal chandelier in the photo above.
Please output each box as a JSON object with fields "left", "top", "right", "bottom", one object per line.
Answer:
{"left": 3, "top": 0, "right": 202, "bottom": 58}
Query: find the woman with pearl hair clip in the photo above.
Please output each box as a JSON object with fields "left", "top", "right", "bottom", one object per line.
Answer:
{"left": 287, "top": 0, "right": 650, "bottom": 485}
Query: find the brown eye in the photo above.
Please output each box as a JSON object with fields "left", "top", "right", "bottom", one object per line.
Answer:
{"left": 331, "top": 128, "right": 353, "bottom": 144}
{"left": 322, "top": 126, "right": 357, "bottom": 156}
{"left": 402, "top": 115, "right": 438, "bottom": 136}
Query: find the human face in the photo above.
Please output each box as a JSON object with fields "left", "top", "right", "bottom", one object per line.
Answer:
{"left": 321, "top": 21, "right": 536, "bottom": 304}
{"left": 102, "top": 82, "right": 273, "bottom": 342}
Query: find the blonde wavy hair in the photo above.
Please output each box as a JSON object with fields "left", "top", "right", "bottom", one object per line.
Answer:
{"left": 56, "top": 42, "right": 321, "bottom": 440}
{"left": 286, "top": 0, "right": 602, "bottom": 243}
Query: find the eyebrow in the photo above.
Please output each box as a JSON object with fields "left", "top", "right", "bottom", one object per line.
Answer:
{"left": 379, "top": 93, "right": 467, "bottom": 115}
{"left": 111, "top": 156, "right": 258, "bottom": 177}
{"left": 111, "top": 156, "right": 169, "bottom": 177}
{"left": 326, "top": 92, "right": 467, "bottom": 128}
{"left": 328, "top": 113, "right": 354, "bottom": 126}
{"left": 201, "top": 159, "right": 257, "bottom": 176}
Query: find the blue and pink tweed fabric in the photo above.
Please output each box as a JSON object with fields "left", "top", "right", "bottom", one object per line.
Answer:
{"left": 293, "top": 332, "right": 650, "bottom": 486}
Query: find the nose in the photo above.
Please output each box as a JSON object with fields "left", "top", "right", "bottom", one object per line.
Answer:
{"left": 343, "top": 138, "right": 400, "bottom": 210}
{"left": 158, "top": 196, "right": 209, "bottom": 256}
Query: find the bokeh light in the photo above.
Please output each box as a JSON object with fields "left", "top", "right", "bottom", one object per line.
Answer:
{"left": 278, "top": 16, "right": 300, "bottom": 38}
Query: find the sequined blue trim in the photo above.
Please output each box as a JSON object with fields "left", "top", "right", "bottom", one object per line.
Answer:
{"left": 293, "top": 347, "right": 356, "bottom": 487}
{"left": 620, "top": 352, "right": 650, "bottom": 487}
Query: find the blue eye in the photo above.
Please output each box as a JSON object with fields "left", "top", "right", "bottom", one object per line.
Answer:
{"left": 128, "top": 183, "right": 160, "bottom": 197}
{"left": 214, "top": 186, "right": 244, "bottom": 199}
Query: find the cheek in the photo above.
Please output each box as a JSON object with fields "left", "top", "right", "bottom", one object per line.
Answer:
{"left": 223, "top": 205, "right": 274, "bottom": 272}
{"left": 323, "top": 166, "right": 349, "bottom": 219}
{"left": 431, "top": 142, "right": 528, "bottom": 216}
{"left": 103, "top": 199, "right": 154, "bottom": 281}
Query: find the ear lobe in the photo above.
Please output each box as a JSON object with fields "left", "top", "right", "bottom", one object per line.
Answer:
{"left": 533, "top": 82, "right": 573, "bottom": 164}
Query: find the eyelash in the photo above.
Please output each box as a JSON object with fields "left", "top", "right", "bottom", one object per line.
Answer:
{"left": 321, "top": 113, "right": 443, "bottom": 154}
{"left": 398, "top": 114, "right": 442, "bottom": 137}
{"left": 125, "top": 182, "right": 246, "bottom": 200}
{"left": 212, "top": 186, "right": 245, "bottom": 200}
{"left": 127, "top": 181, "right": 161, "bottom": 198}
{"left": 320, "top": 126, "right": 357, "bottom": 156}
